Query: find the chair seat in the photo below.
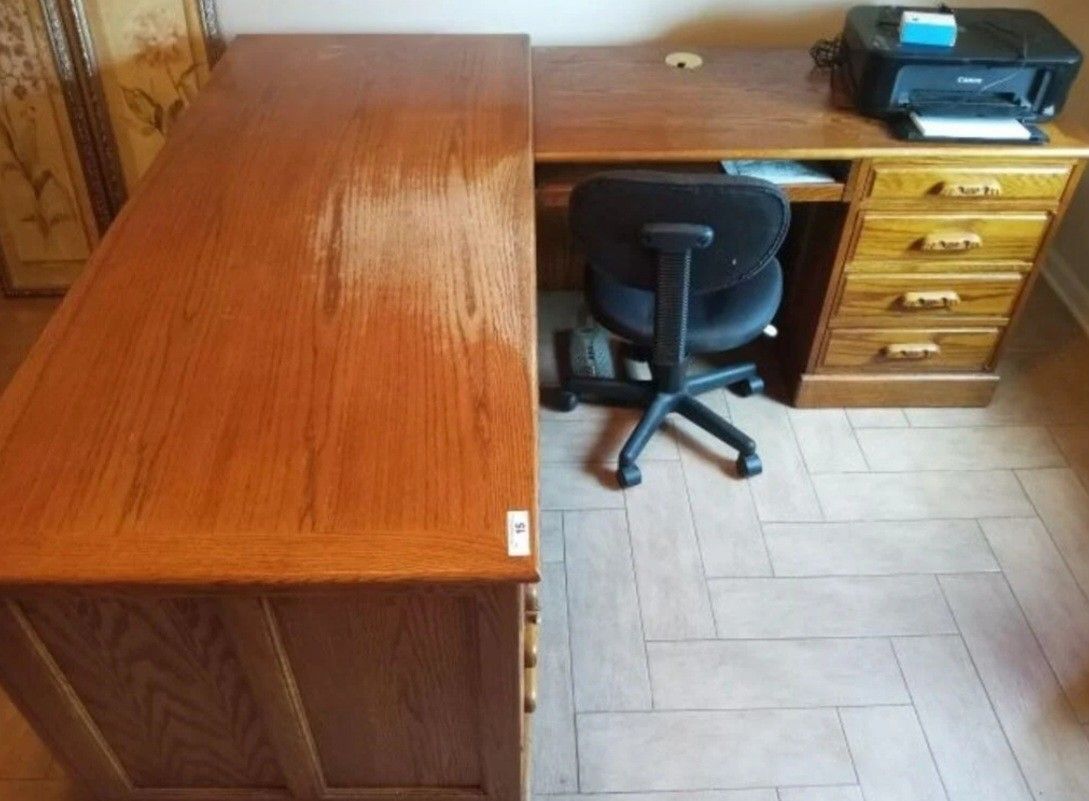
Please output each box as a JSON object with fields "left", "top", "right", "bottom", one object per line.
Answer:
{"left": 588, "top": 258, "right": 783, "bottom": 354}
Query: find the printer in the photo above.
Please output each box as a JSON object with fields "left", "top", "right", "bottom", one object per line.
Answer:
{"left": 839, "top": 6, "right": 1082, "bottom": 139}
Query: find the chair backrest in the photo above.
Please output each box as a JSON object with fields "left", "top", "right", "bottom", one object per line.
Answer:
{"left": 569, "top": 171, "right": 790, "bottom": 294}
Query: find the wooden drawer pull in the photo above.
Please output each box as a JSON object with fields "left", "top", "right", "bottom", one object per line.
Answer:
{"left": 524, "top": 622, "right": 539, "bottom": 668}
{"left": 883, "top": 343, "right": 942, "bottom": 361}
{"left": 524, "top": 667, "right": 537, "bottom": 714}
{"left": 938, "top": 179, "right": 1003, "bottom": 198}
{"left": 900, "top": 291, "right": 962, "bottom": 310}
{"left": 920, "top": 231, "right": 983, "bottom": 252}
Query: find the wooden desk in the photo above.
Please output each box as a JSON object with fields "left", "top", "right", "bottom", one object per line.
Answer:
{"left": 0, "top": 35, "right": 537, "bottom": 801}
{"left": 534, "top": 46, "right": 1089, "bottom": 407}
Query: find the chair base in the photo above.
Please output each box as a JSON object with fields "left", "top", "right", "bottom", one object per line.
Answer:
{"left": 558, "top": 362, "right": 765, "bottom": 488}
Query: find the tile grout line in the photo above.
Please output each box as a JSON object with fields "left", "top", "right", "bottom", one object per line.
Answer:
{"left": 834, "top": 707, "right": 865, "bottom": 793}
{"left": 557, "top": 512, "right": 583, "bottom": 794}
{"left": 995, "top": 564, "right": 1089, "bottom": 728}
{"left": 619, "top": 488, "right": 655, "bottom": 711}
{"left": 1010, "top": 471, "right": 1089, "bottom": 608}
{"left": 781, "top": 405, "right": 827, "bottom": 522}
{"left": 933, "top": 575, "right": 1038, "bottom": 799}
{"left": 888, "top": 630, "right": 953, "bottom": 801}
{"left": 676, "top": 456, "right": 727, "bottom": 635}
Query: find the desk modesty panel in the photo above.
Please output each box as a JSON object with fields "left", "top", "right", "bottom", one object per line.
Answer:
{"left": 0, "top": 35, "right": 538, "bottom": 801}
{"left": 532, "top": 46, "right": 1089, "bottom": 407}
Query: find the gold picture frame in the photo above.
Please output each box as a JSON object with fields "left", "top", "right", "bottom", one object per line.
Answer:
{"left": 67, "top": 0, "right": 223, "bottom": 198}
{"left": 0, "top": 0, "right": 222, "bottom": 295}
{"left": 0, "top": 0, "right": 113, "bottom": 295}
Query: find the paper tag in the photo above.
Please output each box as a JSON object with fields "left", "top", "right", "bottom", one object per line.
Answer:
{"left": 506, "top": 510, "right": 531, "bottom": 557}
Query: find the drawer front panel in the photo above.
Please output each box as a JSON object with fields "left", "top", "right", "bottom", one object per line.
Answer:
{"left": 834, "top": 274, "right": 1023, "bottom": 322}
{"left": 867, "top": 161, "right": 1074, "bottom": 202}
{"left": 822, "top": 328, "right": 1001, "bottom": 372}
{"left": 852, "top": 212, "right": 1050, "bottom": 264}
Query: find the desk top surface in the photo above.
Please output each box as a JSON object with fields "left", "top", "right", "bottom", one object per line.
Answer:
{"left": 534, "top": 46, "right": 1089, "bottom": 161}
{"left": 0, "top": 34, "right": 538, "bottom": 588}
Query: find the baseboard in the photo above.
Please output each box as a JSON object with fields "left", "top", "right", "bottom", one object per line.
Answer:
{"left": 1044, "top": 249, "right": 1089, "bottom": 337}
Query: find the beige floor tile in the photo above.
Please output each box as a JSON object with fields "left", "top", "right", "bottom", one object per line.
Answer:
{"left": 1016, "top": 468, "right": 1089, "bottom": 597}
{"left": 542, "top": 791, "right": 777, "bottom": 801}
{"left": 777, "top": 789, "right": 864, "bottom": 801}
{"left": 647, "top": 639, "right": 908, "bottom": 710}
{"left": 856, "top": 426, "right": 1064, "bottom": 472}
{"left": 787, "top": 409, "right": 868, "bottom": 473}
{"left": 724, "top": 393, "right": 822, "bottom": 523}
{"left": 839, "top": 706, "right": 946, "bottom": 801}
{"left": 541, "top": 463, "right": 625, "bottom": 510}
{"left": 540, "top": 417, "right": 679, "bottom": 464}
{"left": 1050, "top": 425, "right": 1089, "bottom": 486}
{"left": 0, "top": 689, "right": 53, "bottom": 781}
{"left": 540, "top": 511, "right": 564, "bottom": 563}
{"left": 577, "top": 709, "right": 855, "bottom": 792}
{"left": 982, "top": 517, "right": 1089, "bottom": 723}
{"left": 813, "top": 470, "right": 1033, "bottom": 521}
{"left": 940, "top": 573, "right": 1089, "bottom": 800}
{"left": 533, "top": 563, "right": 578, "bottom": 794}
{"left": 906, "top": 344, "right": 1089, "bottom": 428}
{"left": 763, "top": 520, "right": 998, "bottom": 576}
{"left": 893, "top": 635, "right": 1032, "bottom": 801}
{"left": 708, "top": 577, "right": 955, "bottom": 639}
{"left": 563, "top": 510, "right": 651, "bottom": 712}
{"left": 624, "top": 462, "right": 716, "bottom": 640}
{"left": 675, "top": 393, "right": 771, "bottom": 577}
{"left": 846, "top": 408, "right": 909, "bottom": 429}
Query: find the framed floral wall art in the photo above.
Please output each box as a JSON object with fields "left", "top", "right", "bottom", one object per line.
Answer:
{"left": 0, "top": 0, "right": 111, "bottom": 294}
{"left": 72, "top": 0, "right": 222, "bottom": 193}
{"left": 0, "top": 0, "right": 221, "bottom": 294}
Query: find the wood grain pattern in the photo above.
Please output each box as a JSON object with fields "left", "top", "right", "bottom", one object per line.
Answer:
{"left": 850, "top": 212, "right": 1051, "bottom": 264}
{"left": 865, "top": 160, "right": 1075, "bottom": 202}
{"left": 533, "top": 47, "right": 1089, "bottom": 162}
{"left": 821, "top": 327, "right": 1001, "bottom": 372}
{"left": 0, "top": 601, "right": 131, "bottom": 798}
{"left": 16, "top": 594, "right": 284, "bottom": 789}
{"left": 0, "top": 35, "right": 538, "bottom": 587}
{"left": 833, "top": 273, "right": 1023, "bottom": 324}
{"left": 270, "top": 591, "right": 483, "bottom": 789}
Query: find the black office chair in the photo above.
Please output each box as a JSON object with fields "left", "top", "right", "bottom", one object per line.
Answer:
{"left": 555, "top": 171, "right": 789, "bottom": 488}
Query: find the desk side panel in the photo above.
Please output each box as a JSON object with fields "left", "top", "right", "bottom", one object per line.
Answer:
{"left": 0, "top": 587, "right": 525, "bottom": 801}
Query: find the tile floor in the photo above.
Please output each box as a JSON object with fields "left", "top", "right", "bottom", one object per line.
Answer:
{"left": 533, "top": 281, "right": 1089, "bottom": 801}
{"left": 1, "top": 284, "right": 1088, "bottom": 801}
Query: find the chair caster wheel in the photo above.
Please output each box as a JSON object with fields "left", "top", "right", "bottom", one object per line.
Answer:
{"left": 617, "top": 463, "right": 642, "bottom": 488}
{"left": 555, "top": 390, "right": 579, "bottom": 412}
{"left": 730, "top": 376, "right": 765, "bottom": 397}
{"left": 737, "top": 453, "right": 763, "bottom": 478}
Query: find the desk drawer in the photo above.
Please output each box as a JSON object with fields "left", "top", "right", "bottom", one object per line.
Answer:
{"left": 852, "top": 212, "right": 1050, "bottom": 264}
{"left": 822, "top": 327, "right": 1001, "bottom": 372}
{"left": 834, "top": 273, "right": 1023, "bottom": 322}
{"left": 867, "top": 160, "right": 1074, "bottom": 203}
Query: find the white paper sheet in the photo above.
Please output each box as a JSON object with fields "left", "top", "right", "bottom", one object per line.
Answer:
{"left": 909, "top": 113, "right": 1033, "bottom": 141}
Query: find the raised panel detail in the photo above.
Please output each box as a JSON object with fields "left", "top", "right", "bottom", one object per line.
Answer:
{"left": 17, "top": 594, "right": 285, "bottom": 790}
{"left": 271, "top": 592, "right": 483, "bottom": 790}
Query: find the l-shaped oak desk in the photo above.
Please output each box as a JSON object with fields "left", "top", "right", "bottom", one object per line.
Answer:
{"left": 534, "top": 46, "right": 1089, "bottom": 407}
{"left": 0, "top": 34, "right": 1087, "bottom": 801}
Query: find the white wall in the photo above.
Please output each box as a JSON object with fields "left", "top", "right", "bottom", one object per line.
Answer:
{"left": 219, "top": 0, "right": 1089, "bottom": 317}
{"left": 218, "top": 0, "right": 1070, "bottom": 47}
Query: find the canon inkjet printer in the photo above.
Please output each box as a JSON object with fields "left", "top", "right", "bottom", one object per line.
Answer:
{"left": 839, "top": 6, "right": 1083, "bottom": 142}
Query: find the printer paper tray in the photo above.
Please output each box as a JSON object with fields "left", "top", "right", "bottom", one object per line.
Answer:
{"left": 890, "top": 116, "right": 1049, "bottom": 145}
